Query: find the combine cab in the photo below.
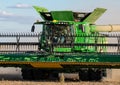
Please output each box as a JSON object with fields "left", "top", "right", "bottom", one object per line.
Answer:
{"left": 0, "top": 6, "right": 120, "bottom": 81}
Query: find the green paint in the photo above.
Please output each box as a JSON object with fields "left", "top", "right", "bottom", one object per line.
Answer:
{"left": 51, "top": 11, "right": 74, "bottom": 21}
{"left": 53, "top": 47, "right": 71, "bottom": 52}
{"left": 0, "top": 53, "right": 120, "bottom": 63}
{"left": 83, "top": 8, "right": 107, "bottom": 24}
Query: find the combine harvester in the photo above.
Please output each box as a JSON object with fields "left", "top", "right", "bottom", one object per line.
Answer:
{"left": 0, "top": 6, "right": 120, "bottom": 81}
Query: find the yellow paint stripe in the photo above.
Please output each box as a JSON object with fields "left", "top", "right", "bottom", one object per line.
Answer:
{"left": 0, "top": 62, "right": 120, "bottom": 68}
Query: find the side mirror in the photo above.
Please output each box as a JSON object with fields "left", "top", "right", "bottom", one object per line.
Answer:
{"left": 31, "top": 24, "right": 35, "bottom": 32}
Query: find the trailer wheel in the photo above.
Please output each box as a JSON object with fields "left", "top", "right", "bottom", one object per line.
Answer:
{"left": 21, "top": 68, "right": 33, "bottom": 80}
{"left": 79, "top": 68, "right": 102, "bottom": 81}
{"left": 79, "top": 69, "right": 89, "bottom": 81}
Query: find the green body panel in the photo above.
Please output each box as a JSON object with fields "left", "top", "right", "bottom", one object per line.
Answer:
{"left": 51, "top": 11, "right": 74, "bottom": 21}
{"left": 71, "top": 22, "right": 102, "bottom": 52}
{"left": 53, "top": 48, "right": 72, "bottom": 52}
{"left": 83, "top": 8, "right": 107, "bottom": 24}
{"left": 0, "top": 53, "right": 120, "bottom": 63}
{"left": 33, "top": 6, "right": 48, "bottom": 12}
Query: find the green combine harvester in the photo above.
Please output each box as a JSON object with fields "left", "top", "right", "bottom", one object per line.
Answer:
{"left": 0, "top": 6, "right": 120, "bottom": 81}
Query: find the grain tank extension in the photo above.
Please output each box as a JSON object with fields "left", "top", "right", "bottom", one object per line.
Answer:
{"left": 0, "top": 7, "right": 120, "bottom": 81}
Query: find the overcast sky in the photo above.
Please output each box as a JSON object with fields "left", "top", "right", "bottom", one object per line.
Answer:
{"left": 0, "top": 0, "right": 120, "bottom": 32}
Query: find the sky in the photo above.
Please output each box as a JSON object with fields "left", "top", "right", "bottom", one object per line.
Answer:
{"left": 0, "top": 0, "right": 120, "bottom": 32}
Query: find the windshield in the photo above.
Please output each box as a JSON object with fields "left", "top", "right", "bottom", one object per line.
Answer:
{"left": 44, "top": 24, "right": 74, "bottom": 44}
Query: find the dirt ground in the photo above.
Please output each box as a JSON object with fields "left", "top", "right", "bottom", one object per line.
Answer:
{"left": 0, "top": 81, "right": 120, "bottom": 85}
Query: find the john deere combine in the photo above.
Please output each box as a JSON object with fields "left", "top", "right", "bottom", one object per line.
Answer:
{"left": 0, "top": 6, "right": 120, "bottom": 81}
